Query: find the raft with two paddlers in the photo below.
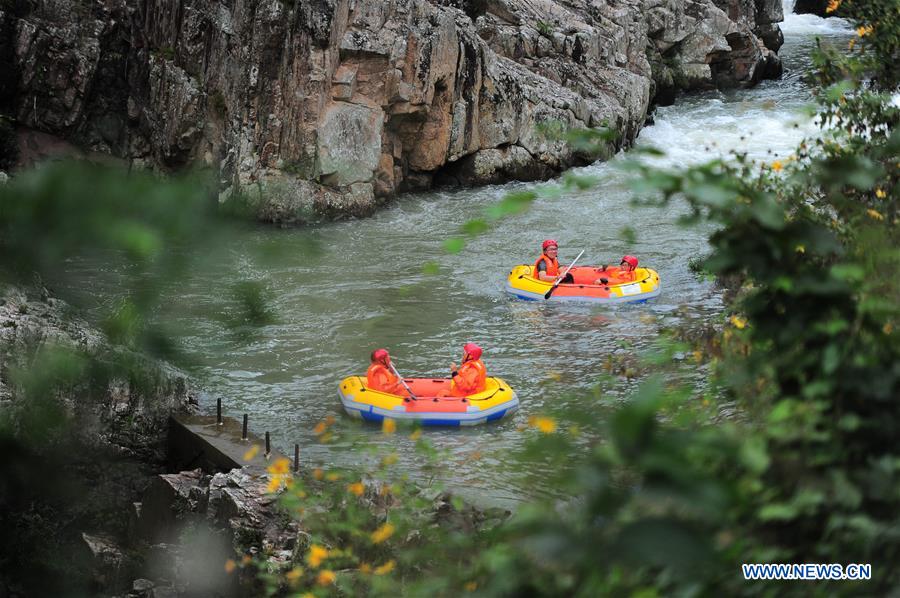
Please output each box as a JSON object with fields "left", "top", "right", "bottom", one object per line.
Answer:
{"left": 337, "top": 375, "right": 518, "bottom": 426}
{"left": 505, "top": 263, "right": 661, "bottom": 303}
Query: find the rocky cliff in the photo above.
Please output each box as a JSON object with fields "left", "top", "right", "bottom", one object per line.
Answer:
{"left": 2, "top": 0, "right": 783, "bottom": 223}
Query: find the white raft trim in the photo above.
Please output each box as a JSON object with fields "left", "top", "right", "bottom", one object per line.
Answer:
{"left": 338, "top": 390, "right": 519, "bottom": 426}
{"left": 504, "top": 283, "right": 661, "bottom": 303}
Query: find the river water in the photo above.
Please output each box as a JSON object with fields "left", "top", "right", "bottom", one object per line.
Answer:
{"left": 64, "top": 4, "right": 850, "bottom": 506}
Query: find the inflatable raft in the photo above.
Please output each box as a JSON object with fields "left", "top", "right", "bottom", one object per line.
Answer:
{"left": 337, "top": 376, "right": 518, "bottom": 426}
{"left": 505, "top": 264, "right": 661, "bottom": 303}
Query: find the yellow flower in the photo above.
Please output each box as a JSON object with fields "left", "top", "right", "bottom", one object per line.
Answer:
{"left": 884, "top": 323, "right": 893, "bottom": 335}
{"left": 307, "top": 545, "right": 329, "bottom": 568}
{"left": 848, "top": 38, "right": 856, "bottom": 50}
{"left": 285, "top": 567, "right": 304, "bottom": 583}
{"left": 374, "top": 560, "right": 396, "bottom": 576}
{"left": 241, "top": 554, "right": 252, "bottom": 565}
{"left": 409, "top": 429, "right": 422, "bottom": 441}
{"left": 770, "top": 160, "right": 783, "bottom": 171}
{"left": 313, "top": 468, "right": 324, "bottom": 480}
{"left": 267, "top": 458, "right": 290, "bottom": 475}
{"left": 313, "top": 415, "right": 336, "bottom": 435}
{"left": 371, "top": 522, "right": 395, "bottom": 544}
{"left": 266, "top": 476, "right": 284, "bottom": 494}
{"left": 867, "top": 209, "right": 884, "bottom": 221}
{"left": 826, "top": 0, "right": 840, "bottom": 13}
{"left": 224, "top": 559, "right": 236, "bottom": 574}
{"left": 325, "top": 472, "right": 340, "bottom": 481}
{"left": 382, "top": 418, "right": 396, "bottom": 434}
{"left": 316, "top": 570, "right": 336, "bottom": 585}
{"left": 875, "top": 188, "right": 886, "bottom": 199}
{"left": 243, "top": 445, "right": 260, "bottom": 462}
{"left": 693, "top": 350, "right": 704, "bottom": 364}
{"left": 300, "top": 594, "right": 315, "bottom": 598}
{"left": 381, "top": 452, "right": 399, "bottom": 466}
{"left": 465, "top": 581, "right": 478, "bottom": 591}
{"left": 359, "top": 563, "right": 372, "bottom": 574}
{"left": 856, "top": 25, "right": 873, "bottom": 37}
{"left": 729, "top": 314, "right": 747, "bottom": 329}
{"left": 795, "top": 245, "right": 805, "bottom": 253}
{"left": 527, "top": 415, "right": 557, "bottom": 434}
{"left": 348, "top": 482, "right": 365, "bottom": 496}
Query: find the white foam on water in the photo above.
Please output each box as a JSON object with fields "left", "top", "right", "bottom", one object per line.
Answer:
{"left": 781, "top": 0, "right": 852, "bottom": 36}
{"left": 633, "top": 98, "right": 817, "bottom": 168}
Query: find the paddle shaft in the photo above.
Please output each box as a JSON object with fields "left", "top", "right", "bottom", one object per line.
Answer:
{"left": 388, "top": 362, "right": 418, "bottom": 401}
{"left": 544, "top": 249, "right": 585, "bottom": 299}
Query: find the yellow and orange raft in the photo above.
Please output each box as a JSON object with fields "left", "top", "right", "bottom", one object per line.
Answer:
{"left": 337, "top": 376, "right": 518, "bottom": 426}
{"left": 506, "top": 264, "right": 661, "bottom": 303}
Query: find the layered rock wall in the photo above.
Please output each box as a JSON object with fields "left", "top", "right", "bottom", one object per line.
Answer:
{"left": 0, "top": 285, "right": 197, "bottom": 458}
{"left": 2, "top": 0, "right": 784, "bottom": 223}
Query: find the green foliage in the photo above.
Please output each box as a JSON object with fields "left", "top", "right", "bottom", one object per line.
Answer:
{"left": 812, "top": 0, "right": 900, "bottom": 92}
{"left": 157, "top": 46, "right": 176, "bottom": 61}
{"left": 0, "top": 162, "right": 275, "bottom": 428}
{"left": 219, "top": 281, "right": 278, "bottom": 342}
{"left": 535, "top": 20, "right": 554, "bottom": 38}
{"left": 0, "top": 162, "right": 286, "bottom": 594}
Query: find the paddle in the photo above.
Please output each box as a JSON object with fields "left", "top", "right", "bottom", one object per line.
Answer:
{"left": 544, "top": 249, "right": 585, "bottom": 300}
{"left": 388, "top": 362, "right": 419, "bottom": 401}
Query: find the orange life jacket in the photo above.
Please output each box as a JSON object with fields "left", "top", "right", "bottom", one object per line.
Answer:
{"left": 367, "top": 363, "right": 401, "bottom": 394}
{"left": 533, "top": 254, "right": 560, "bottom": 278}
{"left": 618, "top": 266, "right": 637, "bottom": 282}
{"left": 450, "top": 359, "right": 487, "bottom": 397}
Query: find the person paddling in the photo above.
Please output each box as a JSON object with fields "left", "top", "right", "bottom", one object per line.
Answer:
{"left": 366, "top": 349, "right": 405, "bottom": 395}
{"left": 534, "top": 239, "right": 574, "bottom": 284}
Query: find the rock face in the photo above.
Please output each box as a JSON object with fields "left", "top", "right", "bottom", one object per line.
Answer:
{"left": 0, "top": 286, "right": 198, "bottom": 458}
{"left": 2, "top": 0, "right": 783, "bottom": 223}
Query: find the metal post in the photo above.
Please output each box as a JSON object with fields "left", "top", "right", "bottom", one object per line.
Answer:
{"left": 216, "top": 398, "right": 222, "bottom": 425}
{"left": 265, "top": 431, "right": 271, "bottom": 457}
{"left": 293, "top": 444, "right": 299, "bottom": 473}
{"left": 242, "top": 414, "right": 248, "bottom": 440}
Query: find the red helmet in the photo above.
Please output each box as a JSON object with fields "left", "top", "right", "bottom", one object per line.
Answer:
{"left": 463, "top": 342, "right": 482, "bottom": 361}
{"left": 621, "top": 255, "right": 638, "bottom": 269}
{"left": 542, "top": 239, "right": 558, "bottom": 251}
{"left": 371, "top": 348, "right": 390, "bottom": 364}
